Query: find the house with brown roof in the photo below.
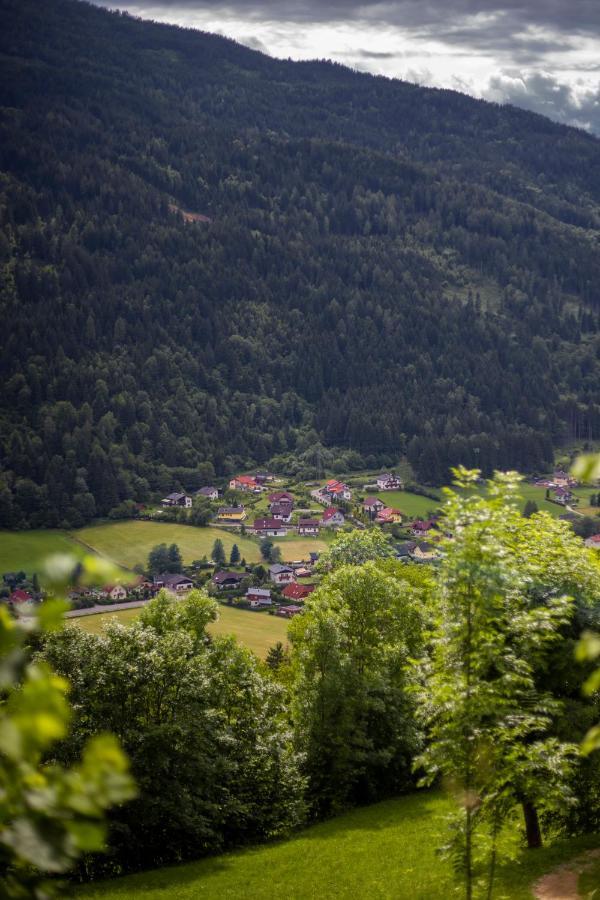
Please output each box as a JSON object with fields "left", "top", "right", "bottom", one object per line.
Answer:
{"left": 253, "top": 518, "right": 288, "bottom": 537}
{"left": 276, "top": 604, "right": 303, "bottom": 618}
{"left": 153, "top": 573, "right": 194, "bottom": 592}
{"left": 217, "top": 506, "right": 246, "bottom": 522}
{"left": 268, "top": 491, "right": 294, "bottom": 504}
{"left": 410, "top": 542, "right": 439, "bottom": 562}
{"left": 270, "top": 502, "right": 293, "bottom": 523}
{"left": 411, "top": 519, "right": 436, "bottom": 537}
{"left": 298, "top": 518, "right": 320, "bottom": 536}
{"left": 363, "top": 496, "right": 385, "bottom": 516}
{"left": 211, "top": 571, "right": 246, "bottom": 590}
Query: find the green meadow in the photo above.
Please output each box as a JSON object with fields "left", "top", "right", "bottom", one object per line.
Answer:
{"left": 74, "top": 521, "right": 262, "bottom": 568}
{"left": 76, "top": 790, "right": 600, "bottom": 900}
{"left": 72, "top": 603, "right": 289, "bottom": 658}
{"left": 0, "top": 530, "right": 86, "bottom": 575}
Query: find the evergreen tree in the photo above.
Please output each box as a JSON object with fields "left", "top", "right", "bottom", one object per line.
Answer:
{"left": 229, "top": 543, "right": 241, "bottom": 566}
{"left": 167, "top": 543, "right": 183, "bottom": 572}
{"left": 211, "top": 538, "right": 226, "bottom": 566}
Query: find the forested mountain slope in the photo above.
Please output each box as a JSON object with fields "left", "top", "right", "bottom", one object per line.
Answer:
{"left": 2, "top": 0, "right": 600, "bottom": 527}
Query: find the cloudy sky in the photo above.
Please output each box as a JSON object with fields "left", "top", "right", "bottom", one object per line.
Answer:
{"left": 94, "top": 1, "right": 600, "bottom": 133}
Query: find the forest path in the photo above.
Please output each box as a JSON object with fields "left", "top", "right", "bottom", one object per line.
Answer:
{"left": 533, "top": 848, "right": 600, "bottom": 899}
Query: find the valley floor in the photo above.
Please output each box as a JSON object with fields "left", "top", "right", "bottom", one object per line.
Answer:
{"left": 75, "top": 791, "right": 600, "bottom": 899}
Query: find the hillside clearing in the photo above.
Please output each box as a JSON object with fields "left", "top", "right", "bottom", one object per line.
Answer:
{"left": 76, "top": 791, "right": 600, "bottom": 900}
{"left": 72, "top": 603, "right": 289, "bottom": 658}
{"left": 0, "top": 530, "right": 87, "bottom": 575}
{"left": 73, "top": 521, "right": 262, "bottom": 568}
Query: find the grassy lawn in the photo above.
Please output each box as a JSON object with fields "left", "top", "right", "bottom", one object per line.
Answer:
{"left": 76, "top": 790, "right": 600, "bottom": 900}
{"left": 73, "top": 521, "right": 262, "bottom": 568}
{"left": 71, "top": 603, "right": 289, "bottom": 658}
{"left": 375, "top": 490, "right": 443, "bottom": 519}
{"left": 0, "top": 530, "right": 88, "bottom": 576}
{"left": 374, "top": 484, "right": 572, "bottom": 523}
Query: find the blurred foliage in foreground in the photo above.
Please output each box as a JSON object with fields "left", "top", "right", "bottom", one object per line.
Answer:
{"left": 0, "top": 555, "right": 135, "bottom": 899}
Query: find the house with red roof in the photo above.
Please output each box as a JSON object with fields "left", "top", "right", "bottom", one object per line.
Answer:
{"left": 281, "top": 583, "right": 315, "bottom": 602}
{"left": 585, "top": 534, "right": 600, "bottom": 549}
{"left": 321, "top": 507, "right": 345, "bottom": 528}
{"left": 411, "top": 519, "right": 436, "bottom": 537}
{"left": 9, "top": 589, "right": 33, "bottom": 604}
{"left": 230, "top": 475, "right": 262, "bottom": 492}
{"left": 375, "top": 507, "right": 403, "bottom": 524}
{"left": 101, "top": 584, "right": 128, "bottom": 601}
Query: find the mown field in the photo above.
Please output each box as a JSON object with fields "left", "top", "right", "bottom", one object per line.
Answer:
{"left": 76, "top": 790, "right": 600, "bottom": 900}
{"left": 74, "top": 521, "right": 329, "bottom": 570}
{"left": 72, "top": 603, "right": 289, "bottom": 657}
{"left": 375, "top": 490, "right": 442, "bottom": 519}
{"left": 377, "top": 483, "right": 574, "bottom": 522}
{"left": 0, "top": 530, "right": 86, "bottom": 575}
{"left": 74, "top": 521, "right": 261, "bottom": 567}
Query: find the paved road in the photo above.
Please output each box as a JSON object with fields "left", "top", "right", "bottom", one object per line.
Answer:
{"left": 64, "top": 600, "right": 150, "bottom": 618}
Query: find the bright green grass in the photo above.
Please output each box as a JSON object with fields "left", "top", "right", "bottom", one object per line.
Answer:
{"left": 0, "top": 530, "right": 88, "bottom": 576}
{"left": 375, "top": 490, "right": 443, "bottom": 519}
{"left": 73, "top": 521, "right": 262, "bottom": 568}
{"left": 71, "top": 603, "right": 289, "bottom": 658}
{"left": 377, "top": 484, "right": 571, "bottom": 523}
{"left": 76, "top": 791, "right": 600, "bottom": 900}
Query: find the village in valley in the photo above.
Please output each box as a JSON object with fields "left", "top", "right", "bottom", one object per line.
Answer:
{"left": 3, "top": 461, "right": 597, "bottom": 630}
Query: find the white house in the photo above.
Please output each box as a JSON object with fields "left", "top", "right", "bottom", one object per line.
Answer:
{"left": 246, "top": 587, "right": 273, "bottom": 608}
{"left": 321, "top": 507, "right": 345, "bottom": 528}
{"left": 376, "top": 473, "right": 403, "bottom": 491}
{"left": 269, "top": 564, "right": 296, "bottom": 585}
{"left": 102, "top": 585, "right": 128, "bottom": 601}
{"left": 197, "top": 486, "right": 219, "bottom": 500}
{"left": 161, "top": 492, "right": 192, "bottom": 508}
{"left": 253, "top": 518, "right": 288, "bottom": 537}
{"left": 298, "top": 518, "right": 320, "bottom": 536}
{"left": 154, "top": 573, "right": 194, "bottom": 592}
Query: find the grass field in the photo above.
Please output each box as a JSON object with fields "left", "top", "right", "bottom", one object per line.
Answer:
{"left": 72, "top": 603, "right": 290, "bottom": 657}
{"left": 74, "top": 521, "right": 262, "bottom": 568}
{"left": 376, "top": 483, "right": 573, "bottom": 523}
{"left": 74, "top": 522, "right": 329, "bottom": 570}
{"left": 0, "top": 530, "right": 87, "bottom": 575}
{"left": 76, "top": 790, "right": 600, "bottom": 900}
{"left": 376, "top": 490, "right": 443, "bottom": 519}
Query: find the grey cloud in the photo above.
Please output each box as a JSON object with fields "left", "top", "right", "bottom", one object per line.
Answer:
{"left": 483, "top": 71, "right": 600, "bottom": 133}
{"left": 96, "top": 1, "right": 600, "bottom": 33}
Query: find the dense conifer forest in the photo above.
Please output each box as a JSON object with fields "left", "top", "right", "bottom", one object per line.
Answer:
{"left": 2, "top": 0, "right": 600, "bottom": 526}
